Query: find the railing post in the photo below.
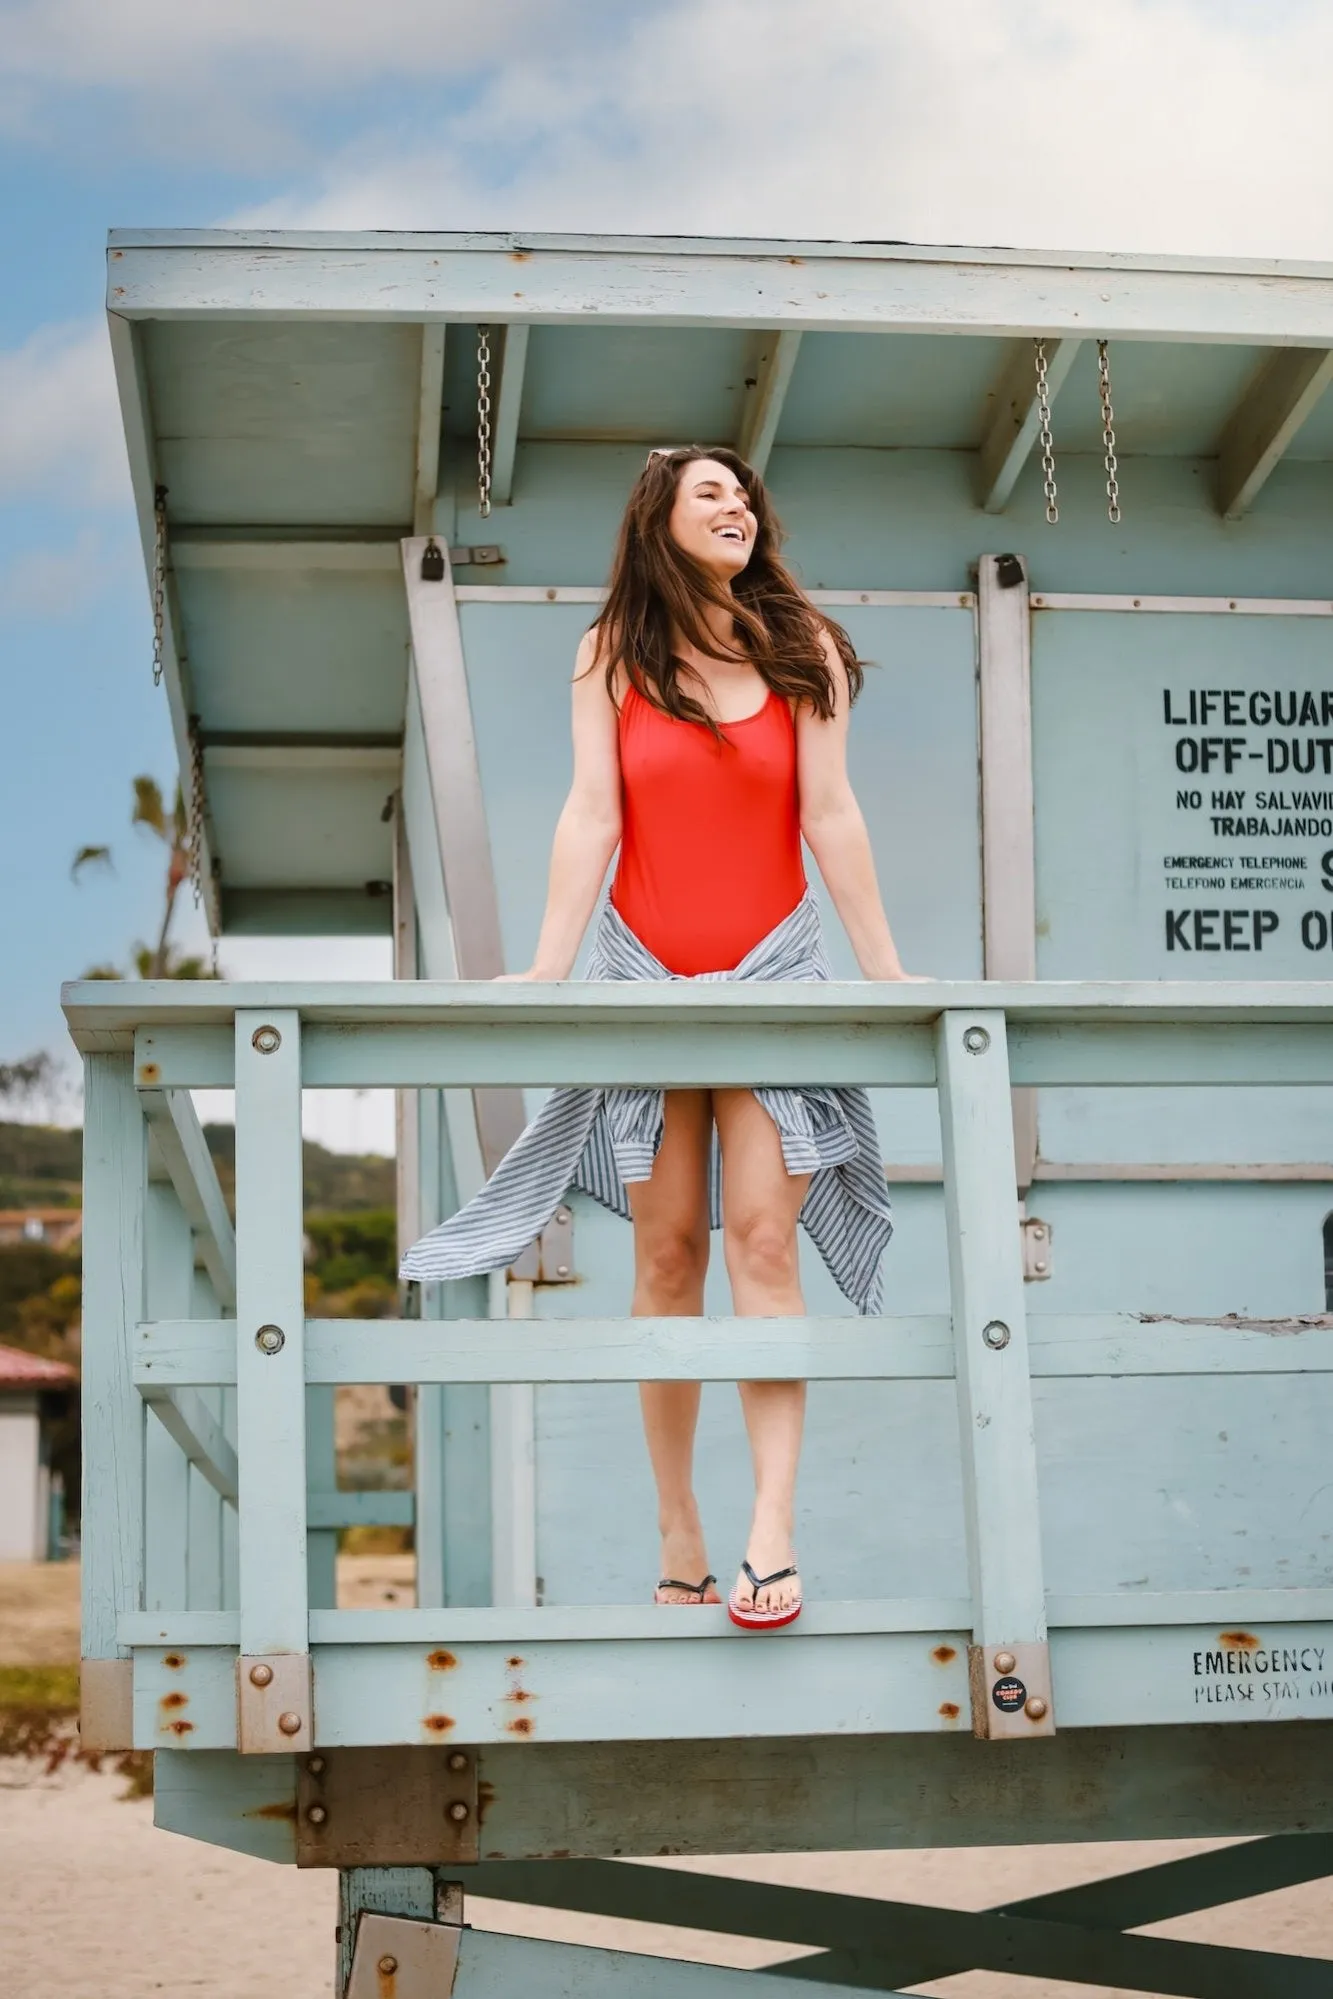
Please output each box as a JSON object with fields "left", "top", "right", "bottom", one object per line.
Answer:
{"left": 234, "top": 1008, "right": 312, "bottom": 1751}
{"left": 935, "top": 1008, "right": 1055, "bottom": 1739}
{"left": 144, "top": 1180, "right": 194, "bottom": 1613}
{"left": 80, "top": 1053, "right": 147, "bottom": 1753}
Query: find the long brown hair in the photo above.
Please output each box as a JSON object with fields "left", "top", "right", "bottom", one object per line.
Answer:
{"left": 588, "top": 445, "right": 864, "bottom": 732}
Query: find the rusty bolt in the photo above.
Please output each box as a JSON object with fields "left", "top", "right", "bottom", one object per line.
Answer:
{"left": 448, "top": 1801, "right": 470, "bottom": 1823}
{"left": 378, "top": 1957, "right": 398, "bottom": 1976}
{"left": 1025, "top": 1696, "right": 1049, "bottom": 1721}
{"left": 307, "top": 1804, "right": 328, "bottom": 1826}
{"left": 256, "top": 1325, "right": 285, "bottom": 1355}
{"left": 249, "top": 1663, "right": 274, "bottom": 1688}
{"left": 963, "top": 1025, "right": 990, "bottom": 1055}
{"left": 993, "top": 1651, "right": 1016, "bottom": 1675}
{"left": 277, "top": 1711, "right": 303, "bottom": 1736}
{"left": 307, "top": 1756, "right": 325, "bottom": 1776}
{"left": 447, "top": 1751, "right": 469, "bottom": 1772}
{"left": 252, "top": 1024, "right": 282, "bottom": 1054}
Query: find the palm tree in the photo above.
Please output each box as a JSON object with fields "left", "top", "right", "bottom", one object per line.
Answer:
{"left": 73, "top": 776, "right": 213, "bottom": 979}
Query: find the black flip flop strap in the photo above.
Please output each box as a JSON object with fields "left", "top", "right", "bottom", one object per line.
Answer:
{"left": 658, "top": 1574, "right": 716, "bottom": 1596}
{"left": 741, "top": 1560, "right": 799, "bottom": 1591}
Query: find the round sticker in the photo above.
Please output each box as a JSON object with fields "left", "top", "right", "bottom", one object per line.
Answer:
{"left": 992, "top": 1675, "right": 1027, "bottom": 1713}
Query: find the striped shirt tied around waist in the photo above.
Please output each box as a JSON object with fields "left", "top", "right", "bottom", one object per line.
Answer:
{"left": 398, "top": 891, "right": 893, "bottom": 1315}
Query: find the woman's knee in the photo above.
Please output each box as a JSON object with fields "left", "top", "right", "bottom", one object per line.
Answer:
{"left": 637, "top": 1226, "right": 709, "bottom": 1302}
{"left": 724, "top": 1209, "right": 800, "bottom": 1290}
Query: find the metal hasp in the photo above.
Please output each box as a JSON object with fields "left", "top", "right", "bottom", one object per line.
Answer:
{"left": 936, "top": 1009, "right": 1055, "bottom": 1738}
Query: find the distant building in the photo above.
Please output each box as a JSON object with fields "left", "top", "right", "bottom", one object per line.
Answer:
{"left": 0, "top": 1208, "right": 83, "bottom": 1253}
{"left": 0, "top": 1344, "right": 76, "bottom": 1560}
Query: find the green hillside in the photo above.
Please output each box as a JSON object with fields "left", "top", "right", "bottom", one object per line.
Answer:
{"left": 0, "top": 1121, "right": 394, "bottom": 1214}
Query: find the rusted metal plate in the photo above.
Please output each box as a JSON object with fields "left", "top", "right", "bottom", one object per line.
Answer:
{"left": 297, "top": 1747, "right": 479, "bottom": 1868}
{"left": 80, "top": 1658, "right": 134, "bottom": 1754}
{"left": 237, "top": 1653, "right": 313, "bottom": 1755}
{"left": 968, "top": 1640, "right": 1056, "bottom": 1739}
{"left": 345, "top": 1913, "right": 461, "bottom": 1999}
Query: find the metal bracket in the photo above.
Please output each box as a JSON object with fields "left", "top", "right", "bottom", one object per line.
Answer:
{"left": 538, "top": 1204, "right": 576, "bottom": 1283}
{"left": 80, "top": 1658, "right": 134, "bottom": 1753}
{"left": 297, "top": 1747, "right": 480, "bottom": 1867}
{"left": 1021, "top": 1212, "right": 1053, "bottom": 1281}
{"left": 237, "top": 1653, "right": 313, "bottom": 1755}
{"left": 968, "top": 1639, "right": 1056, "bottom": 1740}
{"left": 448, "top": 544, "right": 505, "bottom": 567}
{"left": 346, "top": 1913, "right": 462, "bottom": 1999}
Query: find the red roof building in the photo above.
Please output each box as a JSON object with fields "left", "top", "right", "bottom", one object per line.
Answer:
{"left": 0, "top": 1342, "right": 74, "bottom": 1561}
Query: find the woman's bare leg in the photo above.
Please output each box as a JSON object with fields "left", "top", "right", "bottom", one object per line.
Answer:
{"left": 714, "top": 1088, "right": 812, "bottom": 1617}
{"left": 627, "top": 1088, "right": 716, "bottom": 1602}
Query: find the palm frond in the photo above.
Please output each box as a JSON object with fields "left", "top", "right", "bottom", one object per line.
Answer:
{"left": 71, "top": 845, "right": 112, "bottom": 881}
{"left": 131, "top": 775, "right": 167, "bottom": 839}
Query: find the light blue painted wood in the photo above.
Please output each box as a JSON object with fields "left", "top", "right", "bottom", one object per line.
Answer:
{"left": 337, "top": 1868, "right": 438, "bottom": 1998}
{"left": 143, "top": 1387, "right": 238, "bottom": 1500}
{"left": 153, "top": 1749, "right": 296, "bottom": 1863}
{"left": 186, "top": 1268, "right": 227, "bottom": 1615}
{"left": 141, "top": 1088, "right": 236, "bottom": 1308}
{"left": 81, "top": 1055, "right": 148, "bottom": 1662}
{"left": 306, "top": 1385, "right": 338, "bottom": 1610}
{"left": 144, "top": 1182, "right": 193, "bottom": 1612}
{"left": 308, "top": 1492, "right": 414, "bottom": 1530}
{"left": 935, "top": 1011, "right": 1045, "bottom": 1650}
{"left": 233, "top": 1009, "right": 308, "bottom": 1657}
{"left": 109, "top": 232, "right": 1333, "bottom": 344}
{"left": 453, "top": 1929, "right": 888, "bottom": 1999}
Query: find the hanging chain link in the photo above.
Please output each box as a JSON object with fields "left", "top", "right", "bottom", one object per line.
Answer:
{"left": 1033, "top": 340, "right": 1059, "bottom": 525}
{"left": 186, "top": 716, "right": 218, "bottom": 972}
{"left": 477, "top": 325, "right": 493, "bottom": 519}
{"left": 151, "top": 485, "right": 169, "bottom": 685}
{"left": 1097, "top": 338, "right": 1122, "bottom": 524}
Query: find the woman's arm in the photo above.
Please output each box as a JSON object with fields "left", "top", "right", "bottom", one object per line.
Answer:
{"left": 796, "top": 635, "right": 918, "bottom": 981}
{"left": 505, "top": 633, "right": 623, "bottom": 980}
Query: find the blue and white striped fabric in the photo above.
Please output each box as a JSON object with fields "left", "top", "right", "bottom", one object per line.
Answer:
{"left": 399, "top": 892, "right": 893, "bottom": 1314}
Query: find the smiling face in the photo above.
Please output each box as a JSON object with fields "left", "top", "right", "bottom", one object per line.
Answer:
{"left": 667, "top": 457, "right": 757, "bottom": 580}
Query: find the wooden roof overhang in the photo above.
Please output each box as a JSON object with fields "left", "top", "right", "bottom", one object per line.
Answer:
{"left": 106, "top": 230, "right": 1333, "bottom": 938}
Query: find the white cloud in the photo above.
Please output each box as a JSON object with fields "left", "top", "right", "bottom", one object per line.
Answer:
{"left": 0, "top": 319, "right": 127, "bottom": 506}
{"left": 227, "top": 0, "right": 1333, "bottom": 260}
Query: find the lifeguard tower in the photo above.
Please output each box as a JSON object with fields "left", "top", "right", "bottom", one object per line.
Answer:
{"left": 68, "top": 229, "right": 1333, "bottom": 1995}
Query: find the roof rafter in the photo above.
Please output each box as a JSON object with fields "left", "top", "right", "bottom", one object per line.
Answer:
{"left": 488, "top": 324, "right": 530, "bottom": 506}
{"left": 737, "top": 330, "right": 802, "bottom": 476}
{"left": 977, "top": 339, "right": 1082, "bottom": 514}
{"left": 414, "top": 324, "right": 447, "bottom": 534}
{"left": 1216, "top": 346, "right": 1333, "bottom": 519}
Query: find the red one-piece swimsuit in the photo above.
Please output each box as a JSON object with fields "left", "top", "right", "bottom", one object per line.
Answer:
{"left": 610, "top": 681, "right": 807, "bottom": 976}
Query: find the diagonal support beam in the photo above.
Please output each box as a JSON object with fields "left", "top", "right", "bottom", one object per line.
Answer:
{"left": 738, "top": 331, "right": 802, "bottom": 476}
{"left": 978, "top": 337, "right": 1081, "bottom": 513}
{"left": 140, "top": 1085, "right": 236, "bottom": 1308}
{"left": 414, "top": 325, "right": 447, "bottom": 534}
{"left": 778, "top": 1831, "right": 1333, "bottom": 1988}
{"left": 467, "top": 1860, "right": 1333, "bottom": 1998}
{"left": 1217, "top": 346, "right": 1333, "bottom": 519}
{"left": 488, "top": 324, "right": 529, "bottom": 506}
{"left": 142, "top": 1384, "right": 238, "bottom": 1501}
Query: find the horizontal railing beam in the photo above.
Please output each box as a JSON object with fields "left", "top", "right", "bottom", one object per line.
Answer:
{"left": 132, "top": 1314, "right": 1333, "bottom": 1389}
{"left": 124, "top": 1015, "right": 1333, "bottom": 1091}
{"left": 307, "top": 1491, "right": 414, "bottom": 1530}
{"left": 115, "top": 1584, "right": 1333, "bottom": 1649}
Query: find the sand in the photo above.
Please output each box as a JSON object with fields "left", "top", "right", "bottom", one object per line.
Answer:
{"left": 4, "top": 1562, "right": 1332, "bottom": 1996}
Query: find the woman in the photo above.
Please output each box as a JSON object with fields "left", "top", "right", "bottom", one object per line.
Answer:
{"left": 401, "top": 446, "right": 918, "bottom": 1630}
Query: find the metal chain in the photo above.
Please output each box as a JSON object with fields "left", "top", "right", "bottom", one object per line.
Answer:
{"left": 1034, "top": 340, "right": 1059, "bottom": 525}
{"left": 477, "top": 325, "right": 493, "bottom": 519}
{"left": 186, "top": 716, "right": 217, "bottom": 972}
{"left": 152, "top": 485, "right": 168, "bottom": 685}
{"left": 1097, "top": 339, "right": 1122, "bottom": 524}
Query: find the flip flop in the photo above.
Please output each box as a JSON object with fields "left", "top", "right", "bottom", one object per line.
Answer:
{"left": 654, "top": 1573, "right": 718, "bottom": 1605}
{"left": 727, "top": 1559, "right": 802, "bottom": 1631}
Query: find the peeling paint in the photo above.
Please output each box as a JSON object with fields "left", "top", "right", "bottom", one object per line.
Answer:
{"left": 422, "top": 1713, "right": 456, "bottom": 1735}
{"left": 427, "top": 1650, "right": 457, "bottom": 1672}
{"left": 931, "top": 1645, "right": 958, "bottom": 1666}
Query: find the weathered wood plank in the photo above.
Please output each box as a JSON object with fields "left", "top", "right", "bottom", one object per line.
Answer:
{"left": 1217, "top": 346, "right": 1333, "bottom": 518}
{"left": 141, "top": 1087, "right": 238, "bottom": 1308}
{"left": 977, "top": 338, "right": 1081, "bottom": 512}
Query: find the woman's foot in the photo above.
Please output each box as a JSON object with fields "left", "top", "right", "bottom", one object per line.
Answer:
{"left": 655, "top": 1517, "right": 722, "bottom": 1604}
{"left": 730, "top": 1522, "right": 801, "bottom": 1619}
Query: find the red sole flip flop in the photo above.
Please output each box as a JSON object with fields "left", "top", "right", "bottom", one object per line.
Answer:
{"left": 727, "top": 1559, "right": 802, "bottom": 1631}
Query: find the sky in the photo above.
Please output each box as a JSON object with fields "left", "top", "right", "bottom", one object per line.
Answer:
{"left": 2, "top": 0, "right": 1332, "bottom": 1149}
